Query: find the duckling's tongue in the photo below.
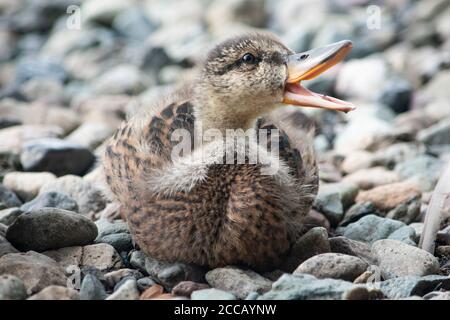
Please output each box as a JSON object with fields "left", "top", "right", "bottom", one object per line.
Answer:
{"left": 283, "top": 81, "right": 355, "bottom": 113}
{"left": 282, "top": 40, "right": 356, "bottom": 113}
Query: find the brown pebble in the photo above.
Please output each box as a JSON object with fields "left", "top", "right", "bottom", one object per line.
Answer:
{"left": 171, "top": 281, "right": 210, "bottom": 297}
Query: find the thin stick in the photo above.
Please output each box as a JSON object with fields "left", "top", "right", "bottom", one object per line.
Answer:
{"left": 420, "top": 161, "right": 450, "bottom": 253}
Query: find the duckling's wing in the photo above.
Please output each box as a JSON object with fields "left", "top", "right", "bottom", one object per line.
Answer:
{"left": 103, "top": 89, "right": 196, "bottom": 205}
{"left": 257, "top": 108, "right": 319, "bottom": 211}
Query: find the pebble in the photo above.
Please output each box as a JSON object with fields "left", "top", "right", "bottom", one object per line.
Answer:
{"left": 104, "top": 268, "right": 144, "bottom": 289}
{"left": 385, "top": 195, "right": 421, "bottom": 224}
{"left": 0, "top": 184, "right": 22, "bottom": 209}
{"left": 43, "top": 246, "right": 83, "bottom": 270}
{"left": 355, "top": 181, "right": 422, "bottom": 213}
{"left": 80, "top": 274, "right": 107, "bottom": 300}
{"left": 329, "top": 236, "right": 377, "bottom": 265}
{"left": 0, "top": 125, "right": 63, "bottom": 154}
{"left": 191, "top": 288, "right": 237, "bottom": 300}
{"left": 281, "top": 227, "right": 330, "bottom": 272}
{"left": 3, "top": 171, "right": 56, "bottom": 201}
{"left": 6, "top": 208, "right": 98, "bottom": 252}
{"left": 395, "top": 155, "right": 443, "bottom": 192}
{"left": 0, "top": 207, "right": 23, "bottom": 226}
{"left": 371, "top": 239, "right": 440, "bottom": 279}
{"left": 0, "top": 251, "right": 67, "bottom": 295}
{"left": 82, "top": 243, "right": 124, "bottom": 272}
{"left": 341, "top": 150, "right": 374, "bottom": 174}
{"left": 387, "top": 226, "right": 417, "bottom": 246}
{"left": 66, "top": 122, "right": 115, "bottom": 150}
{"left": 137, "top": 277, "right": 157, "bottom": 291}
{"left": 378, "top": 275, "right": 450, "bottom": 299}
{"left": 28, "top": 286, "right": 80, "bottom": 300}
{"left": 144, "top": 256, "right": 206, "bottom": 291}
{"left": 20, "top": 138, "right": 95, "bottom": 177}
{"left": 418, "top": 119, "right": 450, "bottom": 146}
{"left": 342, "top": 167, "right": 400, "bottom": 190}
{"left": 172, "top": 281, "right": 210, "bottom": 297}
{"left": 20, "top": 191, "right": 78, "bottom": 213}
{"left": 39, "top": 175, "right": 107, "bottom": 215}
{"left": 294, "top": 253, "right": 368, "bottom": 282}
{"left": 94, "top": 218, "right": 133, "bottom": 253}
{"left": 106, "top": 279, "right": 140, "bottom": 300}
{"left": 0, "top": 274, "right": 27, "bottom": 300}
{"left": 342, "top": 214, "right": 406, "bottom": 244}
{"left": 340, "top": 202, "right": 379, "bottom": 227}
{"left": 205, "top": 267, "right": 272, "bottom": 300}
{"left": 0, "top": 235, "right": 18, "bottom": 258}
{"left": 258, "top": 273, "right": 381, "bottom": 300}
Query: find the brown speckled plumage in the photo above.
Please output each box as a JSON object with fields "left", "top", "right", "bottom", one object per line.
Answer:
{"left": 103, "top": 33, "right": 319, "bottom": 271}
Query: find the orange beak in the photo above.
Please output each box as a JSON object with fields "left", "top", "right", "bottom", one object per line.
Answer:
{"left": 283, "top": 40, "right": 356, "bottom": 113}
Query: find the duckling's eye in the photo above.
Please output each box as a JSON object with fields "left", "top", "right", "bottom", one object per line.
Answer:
{"left": 241, "top": 53, "right": 256, "bottom": 64}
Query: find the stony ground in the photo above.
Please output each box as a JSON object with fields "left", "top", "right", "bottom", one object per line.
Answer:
{"left": 1, "top": 0, "right": 450, "bottom": 300}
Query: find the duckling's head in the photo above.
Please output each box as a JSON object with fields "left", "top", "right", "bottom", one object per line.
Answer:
{"left": 195, "top": 32, "right": 355, "bottom": 131}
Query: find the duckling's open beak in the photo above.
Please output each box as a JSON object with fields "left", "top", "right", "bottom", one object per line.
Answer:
{"left": 283, "top": 40, "right": 356, "bottom": 112}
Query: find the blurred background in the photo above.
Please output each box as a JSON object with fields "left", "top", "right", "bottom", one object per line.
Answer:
{"left": 0, "top": 0, "right": 449, "bottom": 223}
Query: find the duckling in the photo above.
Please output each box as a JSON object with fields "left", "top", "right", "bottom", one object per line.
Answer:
{"left": 103, "top": 32, "right": 354, "bottom": 272}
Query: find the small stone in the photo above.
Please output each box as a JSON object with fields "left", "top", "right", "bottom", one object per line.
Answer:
{"left": 0, "top": 236, "right": 18, "bottom": 257}
{"left": 341, "top": 150, "right": 374, "bottom": 174}
{"left": 93, "top": 64, "right": 149, "bottom": 95}
{"left": 95, "top": 233, "right": 133, "bottom": 254}
{"left": 319, "top": 182, "right": 359, "bottom": 209}
{"left": 94, "top": 218, "right": 132, "bottom": 253}
{"left": 104, "top": 269, "right": 144, "bottom": 289}
{"left": 294, "top": 253, "right": 368, "bottom": 282}
{"left": 0, "top": 208, "right": 23, "bottom": 226}
{"left": 395, "top": 155, "right": 443, "bottom": 192}
{"left": 28, "top": 286, "right": 79, "bottom": 300}
{"left": 329, "top": 237, "right": 376, "bottom": 265}
{"left": 418, "top": 119, "right": 450, "bottom": 146}
{"left": 377, "top": 76, "right": 413, "bottom": 114}
{"left": 387, "top": 226, "right": 417, "bottom": 246}
{"left": 258, "top": 273, "right": 381, "bottom": 300}
{"left": 139, "top": 284, "right": 164, "bottom": 300}
{"left": 191, "top": 288, "right": 237, "bottom": 300}
{"left": 137, "top": 277, "right": 157, "bottom": 291}
{"left": 6, "top": 208, "right": 98, "bottom": 252}
{"left": 371, "top": 239, "right": 440, "bottom": 279}
{"left": 20, "top": 191, "right": 78, "bottom": 213}
{"left": 378, "top": 275, "right": 450, "bottom": 299}
{"left": 356, "top": 182, "right": 422, "bottom": 213}
{"left": 385, "top": 195, "right": 421, "bottom": 224}
{"left": 353, "top": 270, "right": 376, "bottom": 284}
{"left": 39, "top": 175, "right": 107, "bottom": 215}
{"left": 0, "top": 184, "right": 22, "bottom": 209}
{"left": 20, "top": 138, "right": 95, "bottom": 177}
{"left": 205, "top": 267, "right": 272, "bottom": 300}
{"left": 3, "top": 171, "right": 56, "bottom": 201}
{"left": 0, "top": 251, "right": 67, "bottom": 295}
{"left": 66, "top": 122, "right": 114, "bottom": 150}
{"left": 79, "top": 274, "right": 107, "bottom": 300}
{"left": 43, "top": 246, "right": 83, "bottom": 270}
{"left": 424, "top": 291, "right": 450, "bottom": 300}
{"left": 129, "top": 250, "right": 147, "bottom": 274}
{"left": 172, "top": 281, "right": 210, "bottom": 297}
{"left": 82, "top": 243, "right": 124, "bottom": 271}
{"left": 106, "top": 279, "right": 139, "bottom": 300}
{"left": 343, "top": 167, "right": 400, "bottom": 190}
{"left": 0, "top": 125, "right": 63, "bottom": 154}
{"left": 342, "top": 214, "right": 406, "bottom": 244}
{"left": 144, "top": 256, "right": 206, "bottom": 291}
{"left": 340, "top": 202, "right": 379, "bottom": 227}
{"left": 0, "top": 274, "right": 27, "bottom": 300}
{"left": 281, "top": 227, "right": 330, "bottom": 272}
{"left": 436, "top": 246, "right": 450, "bottom": 257}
